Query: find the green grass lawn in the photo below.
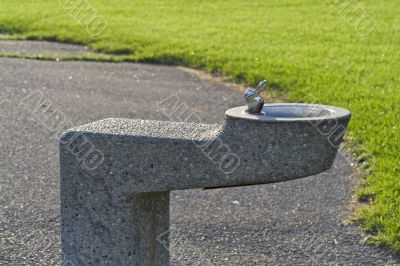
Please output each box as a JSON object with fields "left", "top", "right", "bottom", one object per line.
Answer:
{"left": 1, "top": 0, "right": 399, "bottom": 250}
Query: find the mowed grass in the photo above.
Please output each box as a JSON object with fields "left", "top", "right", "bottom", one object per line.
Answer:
{"left": 1, "top": 0, "right": 399, "bottom": 249}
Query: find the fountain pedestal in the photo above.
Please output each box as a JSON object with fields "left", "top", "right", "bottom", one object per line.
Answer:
{"left": 60, "top": 104, "right": 351, "bottom": 265}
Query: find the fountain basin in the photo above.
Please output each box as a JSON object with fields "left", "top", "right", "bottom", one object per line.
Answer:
{"left": 219, "top": 103, "right": 351, "bottom": 186}
{"left": 226, "top": 103, "right": 348, "bottom": 121}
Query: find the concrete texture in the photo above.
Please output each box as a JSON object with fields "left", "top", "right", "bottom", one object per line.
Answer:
{"left": 0, "top": 41, "right": 398, "bottom": 265}
{"left": 62, "top": 103, "right": 350, "bottom": 192}
{"left": 60, "top": 103, "right": 349, "bottom": 264}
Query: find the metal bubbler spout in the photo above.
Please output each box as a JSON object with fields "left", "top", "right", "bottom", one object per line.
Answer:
{"left": 243, "top": 80, "right": 267, "bottom": 113}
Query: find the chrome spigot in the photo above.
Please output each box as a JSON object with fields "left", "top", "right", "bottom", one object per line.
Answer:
{"left": 244, "top": 80, "right": 267, "bottom": 113}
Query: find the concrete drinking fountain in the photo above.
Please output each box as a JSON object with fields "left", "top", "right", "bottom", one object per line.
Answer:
{"left": 60, "top": 81, "right": 351, "bottom": 265}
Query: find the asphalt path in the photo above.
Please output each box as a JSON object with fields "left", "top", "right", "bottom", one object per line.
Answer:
{"left": 0, "top": 41, "right": 398, "bottom": 265}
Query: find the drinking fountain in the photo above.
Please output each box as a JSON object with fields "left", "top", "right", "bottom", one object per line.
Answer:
{"left": 59, "top": 81, "right": 351, "bottom": 265}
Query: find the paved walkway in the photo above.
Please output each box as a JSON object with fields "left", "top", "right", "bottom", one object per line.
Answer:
{"left": 0, "top": 41, "right": 397, "bottom": 265}
{"left": 0, "top": 40, "right": 99, "bottom": 56}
